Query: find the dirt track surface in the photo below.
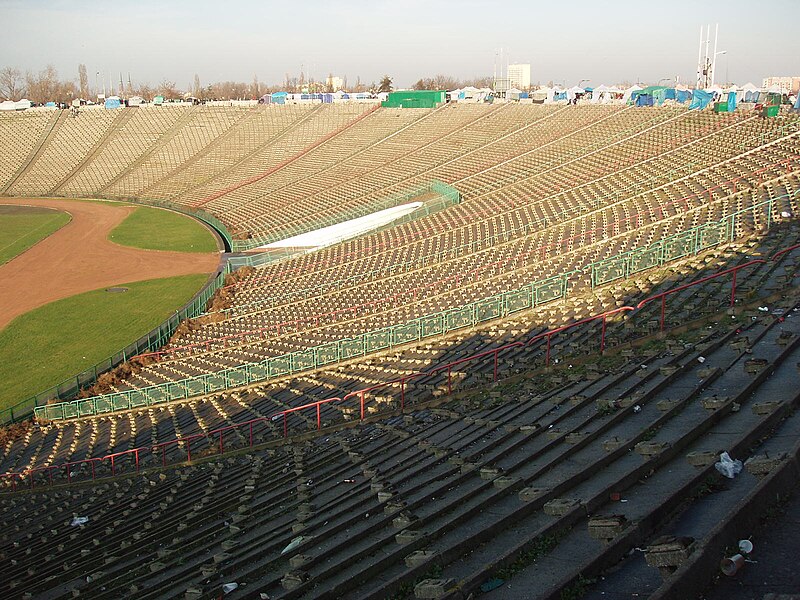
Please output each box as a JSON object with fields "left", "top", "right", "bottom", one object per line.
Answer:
{"left": 0, "top": 198, "right": 220, "bottom": 330}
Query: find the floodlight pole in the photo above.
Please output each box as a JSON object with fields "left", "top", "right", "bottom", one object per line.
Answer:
{"left": 711, "top": 24, "right": 719, "bottom": 86}
{"left": 697, "top": 26, "right": 703, "bottom": 88}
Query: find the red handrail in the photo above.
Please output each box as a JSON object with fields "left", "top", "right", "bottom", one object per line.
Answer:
{"left": 636, "top": 260, "right": 767, "bottom": 331}
{"left": 3, "top": 241, "right": 798, "bottom": 491}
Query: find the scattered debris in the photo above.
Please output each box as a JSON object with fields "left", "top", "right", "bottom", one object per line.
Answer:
{"left": 222, "top": 583, "right": 239, "bottom": 594}
{"left": 281, "top": 535, "right": 312, "bottom": 556}
{"left": 715, "top": 452, "right": 743, "bottom": 479}
{"left": 720, "top": 553, "right": 745, "bottom": 576}
{"left": 70, "top": 517, "right": 89, "bottom": 527}
{"left": 480, "top": 578, "right": 505, "bottom": 593}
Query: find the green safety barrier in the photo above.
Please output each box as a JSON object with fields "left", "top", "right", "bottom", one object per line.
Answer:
{"left": 1, "top": 270, "right": 227, "bottom": 425}
{"left": 218, "top": 118, "right": 799, "bottom": 316}
{"left": 229, "top": 179, "right": 461, "bottom": 253}
{"left": 31, "top": 193, "right": 783, "bottom": 423}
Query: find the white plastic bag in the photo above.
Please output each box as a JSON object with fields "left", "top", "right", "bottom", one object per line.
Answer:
{"left": 715, "top": 452, "right": 743, "bottom": 478}
{"left": 223, "top": 583, "right": 239, "bottom": 594}
{"left": 70, "top": 516, "right": 89, "bottom": 526}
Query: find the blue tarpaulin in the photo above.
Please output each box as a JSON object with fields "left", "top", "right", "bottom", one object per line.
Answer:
{"left": 689, "top": 89, "right": 713, "bottom": 110}
{"left": 676, "top": 90, "right": 691, "bottom": 103}
{"left": 635, "top": 94, "right": 654, "bottom": 107}
{"left": 728, "top": 90, "right": 737, "bottom": 111}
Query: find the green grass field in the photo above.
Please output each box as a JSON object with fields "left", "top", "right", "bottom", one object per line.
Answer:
{"left": 0, "top": 274, "right": 210, "bottom": 411}
{"left": 109, "top": 206, "right": 219, "bottom": 252}
{"left": 0, "top": 206, "right": 71, "bottom": 265}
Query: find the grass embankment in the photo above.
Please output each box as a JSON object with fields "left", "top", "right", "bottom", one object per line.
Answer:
{"left": 0, "top": 206, "right": 71, "bottom": 265}
{"left": 109, "top": 206, "right": 219, "bottom": 253}
{"left": 0, "top": 274, "right": 210, "bottom": 411}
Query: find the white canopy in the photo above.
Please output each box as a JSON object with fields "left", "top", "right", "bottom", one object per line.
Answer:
{"left": 742, "top": 82, "right": 759, "bottom": 92}
{"left": 0, "top": 100, "right": 16, "bottom": 111}
{"left": 622, "top": 85, "right": 643, "bottom": 103}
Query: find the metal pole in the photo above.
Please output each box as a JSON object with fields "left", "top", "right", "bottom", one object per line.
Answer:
{"left": 600, "top": 316, "right": 607, "bottom": 353}
{"left": 545, "top": 334, "right": 552, "bottom": 366}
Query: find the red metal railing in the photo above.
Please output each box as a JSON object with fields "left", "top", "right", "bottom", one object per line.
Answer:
{"left": 190, "top": 105, "right": 380, "bottom": 209}
{"left": 636, "top": 260, "right": 767, "bottom": 331}
{"left": 2, "top": 241, "right": 798, "bottom": 492}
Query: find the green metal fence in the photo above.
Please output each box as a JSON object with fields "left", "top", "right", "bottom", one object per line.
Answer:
{"left": 229, "top": 179, "right": 461, "bottom": 253}
{"left": 218, "top": 123, "right": 800, "bottom": 317}
{"left": 32, "top": 194, "right": 780, "bottom": 423}
{"left": 1, "top": 270, "right": 227, "bottom": 425}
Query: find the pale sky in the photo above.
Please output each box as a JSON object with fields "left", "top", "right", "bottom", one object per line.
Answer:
{"left": 1, "top": 0, "right": 798, "bottom": 89}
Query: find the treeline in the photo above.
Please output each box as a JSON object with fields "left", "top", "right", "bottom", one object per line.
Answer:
{"left": 412, "top": 75, "right": 493, "bottom": 91}
{"left": 0, "top": 64, "right": 497, "bottom": 104}
{"left": 0, "top": 65, "right": 285, "bottom": 104}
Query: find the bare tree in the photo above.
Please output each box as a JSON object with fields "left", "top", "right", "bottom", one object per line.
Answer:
{"left": 433, "top": 74, "right": 458, "bottom": 90}
{"left": 134, "top": 83, "right": 155, "bottom": 100}
{"left": 78, "top": 64, "right": 89, "bottom": 100}
{"left": 193, "top": 73, "right": 202, "bottom": 99}
{"left": 0, "top": 66, "right": 25, "bottom": 100}
{"left": 157, "top": 79, "right": 180, "bottom": 99}
{"left": 25, "top": 65, "right": 60, "bottom": 103}
{"left": 252, "top": 74, "right": 260, "bottom": 99}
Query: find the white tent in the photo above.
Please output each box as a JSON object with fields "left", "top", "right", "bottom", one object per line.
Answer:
{"left": 14, "top": 99, "right": 32, "bottom": 110}
{"left": 531, "top": 86, "right": 554, "bottom": 103}
{"left": 0, "top": 100, "right": 16, "bottom": 111}
{"left": 622, "top": 85, "right": 643, "bottom": 104}
{"left": 742, "top": 82, "right": 759, "bottom": 92}
{"left": 591, "top": 84, "right": 615, "bottom": 103}
{"left": 567, "top": 86, "right": 584, "bottom": 102}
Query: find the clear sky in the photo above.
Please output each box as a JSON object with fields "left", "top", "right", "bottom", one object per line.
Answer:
{"left": 1, "top": 0, "right": 798, "bottom": 89}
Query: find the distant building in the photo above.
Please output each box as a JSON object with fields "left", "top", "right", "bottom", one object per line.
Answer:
{"left": 508, "top": 64, "right": 531, "bottom": 90}
{"left": 326, "top": 76, "right": 344, "bottom": 92}
{"left": 762, "top": 76, "right": 800, "bottom": 94}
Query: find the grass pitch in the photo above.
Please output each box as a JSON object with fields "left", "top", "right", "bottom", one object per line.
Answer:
{"left": 0, "top": 205, "right": 71, "bottom": 265}
{"left": 0, "top": 273, "right": 210, "bottom": 412}
{"left": 109, "top": 206, "right": 219, "bottom": 253}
